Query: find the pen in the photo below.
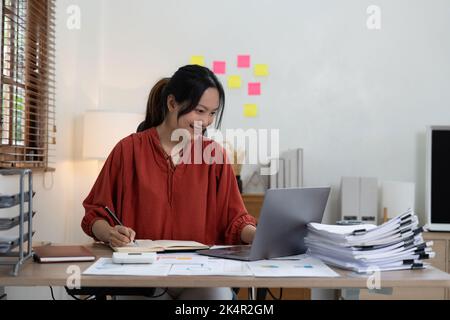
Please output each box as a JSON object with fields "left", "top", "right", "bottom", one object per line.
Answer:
{"left": 104, "top": 206, "right": 137, "bottom": 245}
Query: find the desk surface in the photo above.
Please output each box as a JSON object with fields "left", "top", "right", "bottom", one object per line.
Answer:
{"left": 1, "top": 243, "right": 450, "bottom": 289}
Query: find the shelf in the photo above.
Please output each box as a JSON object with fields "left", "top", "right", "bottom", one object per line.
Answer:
{"left": 0, "top": 169, "right": 31, "bottom": 176}
{"left": 0, "top": 192, "right": 35, "bottom": 209}
{"left": 0, "top": 169, "right": 34, "bottom": 276}
{"left": 0, "top": 232, "right": 34, "bottom": 254}
{"left": 0, "top": 211, "right": 36, "bottom": 230}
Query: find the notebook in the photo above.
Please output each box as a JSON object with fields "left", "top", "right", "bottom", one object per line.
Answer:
{"left": 33, "top": 245, "right": 96, "bottom": 263}
{"left": 112, "top": 240, "right": 209, "bottom": 253}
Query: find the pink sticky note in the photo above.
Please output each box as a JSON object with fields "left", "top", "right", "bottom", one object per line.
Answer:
{"left": 248, "top": 82, "right": 261, "bottom": 96}
{"left": 213, "top": 61, "right": 226, "bottom": 74}
{"left": 237, "top": 55, "right": 250, "bottom": 68}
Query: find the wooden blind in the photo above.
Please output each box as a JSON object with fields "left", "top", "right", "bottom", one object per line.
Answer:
{"left": 0, "top": 0, "right": 55, "bottom": 170}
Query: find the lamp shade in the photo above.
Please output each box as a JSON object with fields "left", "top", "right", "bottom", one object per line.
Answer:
{"left": 381, "top": 181, "right": 415, "bottom": 218}
{"left": 82, "top": 110, "right": 144, "bottom": 159}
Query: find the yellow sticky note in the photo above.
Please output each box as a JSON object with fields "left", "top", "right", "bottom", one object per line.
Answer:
{"left": 243, "top": 104, "right": 258, "bottom": 117}
{"left": 254, "top": 64, "right": 269, "bottom": 76}
{"left": 190, "top": 56, "right": 205, "bottom": 66}
{"left": 228, "top": 75, "right": 242, "bottom": 88}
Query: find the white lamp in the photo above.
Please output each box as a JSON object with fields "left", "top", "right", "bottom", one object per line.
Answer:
{"left": 381, "top": 181, "right": 415, "bottom": 222}
{"left": 82, "top": 110, "right": 144, "bottom": 160}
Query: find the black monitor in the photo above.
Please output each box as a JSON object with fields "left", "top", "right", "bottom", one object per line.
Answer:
{"left": 426, "top": 126, "right": 450, "bottom": 231}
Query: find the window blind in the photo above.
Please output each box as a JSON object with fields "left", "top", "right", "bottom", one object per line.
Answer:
{"left": 0, "top": 0, "right": 56, "bottom": 170}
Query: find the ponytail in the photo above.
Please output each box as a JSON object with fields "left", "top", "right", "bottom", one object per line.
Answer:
{"left": 138, "top": 65, "right": 225, "bottom": 133}
{"left": 138, "top": 77, "right": 170, "bottom": 132}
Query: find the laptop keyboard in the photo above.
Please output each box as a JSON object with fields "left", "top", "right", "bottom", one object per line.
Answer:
{"left": 224, "top": 246, "right": 250, "bottom": 252}
{"left": 219, "top": 246, "right": 251, "bottom": 256}
{"left": 229, "top": 250, "right": 251, "bottom": 257}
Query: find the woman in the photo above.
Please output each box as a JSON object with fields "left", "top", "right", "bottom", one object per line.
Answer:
{"left": 81, "top": 65, "right": 257, "bottom": 300}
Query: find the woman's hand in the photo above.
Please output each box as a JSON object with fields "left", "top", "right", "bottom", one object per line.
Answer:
{"left": 108, "top": 225, "right": 136, "bottom": 247}
{"left": 241, "top": 225, "right": 257, "bottom": 244}
{"left": 92, "top": 220, "right": 136, "bottom": 247}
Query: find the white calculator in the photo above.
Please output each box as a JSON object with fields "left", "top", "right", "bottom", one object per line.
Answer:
{"left": 112, "top": 252, "right": 157, "bottom": 264}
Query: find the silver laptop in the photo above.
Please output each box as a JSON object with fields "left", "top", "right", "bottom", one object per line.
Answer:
{"left": 197, "top": 187, "right": 331, "bottom": 261}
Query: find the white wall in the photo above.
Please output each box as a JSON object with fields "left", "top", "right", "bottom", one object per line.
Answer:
{"left": 2, "top": 0, "right": 450, "bottom": 299}
{"left": 96, "top": 0, "right": 450, "bottom": 224}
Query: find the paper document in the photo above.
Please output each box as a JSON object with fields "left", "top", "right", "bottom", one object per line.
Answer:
{"left": 155, "top": 252, "right": 210, "bottom": 265}
{"left": 82, "top": 254, "right": 341, "bottom": 277}
{"left": 247, "top": 255, "right": 340, "bottom": 277}
{"left": 83, "top": 257, "right": 171, "bottom": 276}
{"left": 169, "top": 259, "right": 253, "bottom": 276}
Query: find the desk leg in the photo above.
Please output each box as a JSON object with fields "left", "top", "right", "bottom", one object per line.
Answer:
{"left": 250, "top": 287, "right": 256, "bottom": 300}
{"left": 248, "top": 288, "right": 267, "bottom": 300}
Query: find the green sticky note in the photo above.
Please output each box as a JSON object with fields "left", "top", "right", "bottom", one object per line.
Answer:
{"left": 190, "top": 56, "right": 205, "bottom": 66}
{"left": 243, "top": 104, "right": 258, "bottom": 117}
{"left": 254, "top": 64, "right": 269, "bottom": 76}
{"left": 228, "top": 75, "right": 242, "bottom": 88}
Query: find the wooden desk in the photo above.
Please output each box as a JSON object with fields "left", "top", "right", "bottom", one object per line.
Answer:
{"left": 1, "top": 244, "right": 449, "bottom": 298}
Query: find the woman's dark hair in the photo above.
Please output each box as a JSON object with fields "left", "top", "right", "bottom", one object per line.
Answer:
{"left": 137, "top": 65, "right": 225, "bottom": 132}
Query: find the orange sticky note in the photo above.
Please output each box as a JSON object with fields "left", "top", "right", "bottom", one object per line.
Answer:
{"left": 190, "top": 56, "right": 205, "bottom": 66}
{"left": 248, "top": 82, "right": 261, "bottom": 96}
{"left": 244, "top": 104, "right": 258, "bottom": 117}
{"left": 254, "top": 64, "right": 269, "bottom": 76}
{"left": 228, "top": 75, "right": 242, "bottom": 88}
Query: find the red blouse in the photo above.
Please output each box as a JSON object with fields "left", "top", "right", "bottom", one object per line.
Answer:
{"left": 81, "top": 127, "right": 256, "bottom": 245}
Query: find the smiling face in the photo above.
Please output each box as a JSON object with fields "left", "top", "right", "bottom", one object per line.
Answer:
{"left": 166, "top": 87, "right": 220, "bottom": 137}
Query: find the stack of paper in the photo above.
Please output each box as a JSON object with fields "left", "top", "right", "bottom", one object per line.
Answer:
{"left": 305, "top": 209, "right": 434, "bottom": 273}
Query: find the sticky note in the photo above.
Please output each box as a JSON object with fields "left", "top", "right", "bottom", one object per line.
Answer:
{"left": 254, "top": 64, "right": 269, "bottom": 76}
{"left": 237, "top": 55, "right": 250, "bottom": 68}
{"left": 190, "top": 56, "right": 205, "bottom": 66}
{"left": 228, "top": 75, "right": 242, "bottom": 88}
{"left": 213, "top": 61, "right": 226, "bottom": 74}
{"left": 243, "top": 104, "right": 258, "bottom": 117}
{"left": 248, "top": 82, "right": 261, "bottom": 96}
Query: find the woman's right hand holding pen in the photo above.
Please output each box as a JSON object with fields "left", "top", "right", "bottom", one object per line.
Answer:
{"left": 109, "top": 225, "right": 136, "bottom": 247}
{"left": 92, "top": 220, "right": 136, "bottom": 247}
{"left": 101, "top": 206, "right": 137, "bottom": 247}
